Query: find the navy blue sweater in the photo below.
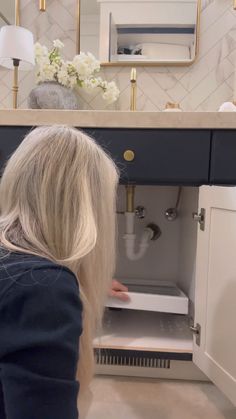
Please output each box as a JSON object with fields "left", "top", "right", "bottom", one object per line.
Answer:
{"left": 0, "top": 250, "right": 83, "bottom": 419}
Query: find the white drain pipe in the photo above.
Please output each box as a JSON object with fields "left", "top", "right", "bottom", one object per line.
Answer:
{"left": 124, "top": 211, "right": 153, "bottom": 261}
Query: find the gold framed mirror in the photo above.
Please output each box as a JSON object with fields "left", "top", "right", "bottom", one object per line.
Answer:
{"left": 77, "top": 0, "right": 201, "bottom": 66}
{"left": 0, "top": 0, "right": 20, "bottom": 28}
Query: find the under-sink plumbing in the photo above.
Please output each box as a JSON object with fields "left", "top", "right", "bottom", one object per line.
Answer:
{"left": 121, "top": 185, "right": 161, "bottom": 261}
{"left": 165, "top": 187, "right": 182, "bottom": 221}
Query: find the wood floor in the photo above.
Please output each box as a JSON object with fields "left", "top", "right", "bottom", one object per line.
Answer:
{"left": 80, "top": 376, "right": 236, "bottom": 419}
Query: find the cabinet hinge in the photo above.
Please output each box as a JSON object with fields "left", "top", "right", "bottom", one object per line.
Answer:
{"left": 192, "top": 208, "right": 205, "bottom": 231}
{"left": 190, "top": 323, "right": 201, "bottom": 346}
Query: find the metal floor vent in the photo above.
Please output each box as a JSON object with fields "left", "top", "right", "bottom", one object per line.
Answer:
{"left": 95, "top": 348, "right": 171, "bottom": 369}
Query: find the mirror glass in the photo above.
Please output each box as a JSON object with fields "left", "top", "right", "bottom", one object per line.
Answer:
{"left": 0, "top": 1, "right": 15, "bottom": 27}
{"left": 79, "top": 0, "right": 200, "bottom": 65}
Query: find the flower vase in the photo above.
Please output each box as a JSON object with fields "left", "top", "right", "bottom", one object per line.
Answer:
{"left": 28, "top": 81, "right": 79, "bottom": 110}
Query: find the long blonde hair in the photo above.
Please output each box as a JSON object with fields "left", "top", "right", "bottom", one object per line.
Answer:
{"left": 0, "top": 125, "right": 118, "bottom": 390}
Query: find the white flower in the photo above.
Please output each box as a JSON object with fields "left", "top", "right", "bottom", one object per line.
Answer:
{"left": 57, "top": 69, "right": 70, "bottom": 87}
{"left": 86, "top": 52, "right": 100, "bottom": 73}
{"left": 72, "top": 52, "right": 100, "bottom": 80}
{"left": 67, "top": 75, "right": 77, "bottom": 88}
{"left": 34, "top": 40, "right": 120, "bottom": 103}
{"left": 102, "top": 81, "right": 120, "bottom": 104}
{"left": 34, "top": 42, "right": 48, "bottom": 63}
{"left": 57, "top": 61, "right": 78, "bottom": 88}
{"left": 37, "top": 62, "right": 58, "bottom": 83}
{"left": 83, "top": 77, "right": 102, "bottom": 90}
{"left": 53, "top": 39, "right": 64, "bottom": 49}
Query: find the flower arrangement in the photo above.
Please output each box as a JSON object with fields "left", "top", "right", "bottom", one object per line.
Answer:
{"left": 34, "top": 40, "right": 120, "bottom": 104}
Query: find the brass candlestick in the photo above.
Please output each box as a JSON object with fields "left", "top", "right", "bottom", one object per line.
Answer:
{"left": 15, "top": 0, "right": 20, "bottom": 25}
{"left": 130, "top": 68, "right": 137, "bottom": 111}
{"left": 39, "top": 0, "right": 46, "bottom": 11}
{"left": 13, "top": 0, "right": 20, "bottom": 108}
{"left": 76, "top": 0, "right": 81, "bottom": 53}
{"left": 13, "top": 59, "right": 20, "bottom": 109}
{"left": 164, "top": 102, "right": 182, "bottom": 110}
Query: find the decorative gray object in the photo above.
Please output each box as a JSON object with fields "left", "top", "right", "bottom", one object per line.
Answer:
{"left": 28, "top": 81, "right": 79, "bottom": 110}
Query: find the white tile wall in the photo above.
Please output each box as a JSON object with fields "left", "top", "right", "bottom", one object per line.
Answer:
{"left": 0, "top": 0, "right": 236, "bottom": 111}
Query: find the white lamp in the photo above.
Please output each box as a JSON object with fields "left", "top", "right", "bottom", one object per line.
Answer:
{"left": 0, "top": 25, "right": 35, "bottom": 109}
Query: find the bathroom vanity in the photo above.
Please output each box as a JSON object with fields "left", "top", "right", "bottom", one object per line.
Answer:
{"left": 0, "top": 110, "right": 235, "bottom": 406}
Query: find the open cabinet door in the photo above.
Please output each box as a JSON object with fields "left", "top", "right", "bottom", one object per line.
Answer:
{"left": 193, "top": 186, "right": 236, "bottom": 406}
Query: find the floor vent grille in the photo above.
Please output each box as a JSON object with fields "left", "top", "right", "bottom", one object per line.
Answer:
{"left": 95, "top": 349, "right": 171, "bottom": 369}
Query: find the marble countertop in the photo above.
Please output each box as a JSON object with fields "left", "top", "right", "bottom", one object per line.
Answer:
{"left": 0, "top": 109, "right": 236, "bottom": 129}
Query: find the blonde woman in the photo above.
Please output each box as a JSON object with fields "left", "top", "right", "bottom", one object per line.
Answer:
{"left": 0, "top": 125, "right": 126, "bottom": 419}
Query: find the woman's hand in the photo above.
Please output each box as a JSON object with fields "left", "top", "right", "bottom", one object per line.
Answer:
{"left": 109, "top": 279, "right": 130, "bottom": 302}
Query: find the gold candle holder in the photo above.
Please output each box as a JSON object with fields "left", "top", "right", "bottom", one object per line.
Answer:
{"left": 13, "top": 0, "right": 20, "bottom": 108}
{"left": 130, "top": 68, "right": 137, "bottom": 111}
{"left": 12, "top": 59, "right": 20, "bottom": 109}
{"left": 15, "top": 0, "right": 20, "bottom": 25}
{"left": 39, "top": 0, "right": 46, "bottom": 11}
{"left": 165, "top": 102, "right": 181, "bottom": 110}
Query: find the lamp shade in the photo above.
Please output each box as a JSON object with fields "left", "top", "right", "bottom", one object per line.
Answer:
{"left": 0, "top": 25, "right": 35, "bottom": 70}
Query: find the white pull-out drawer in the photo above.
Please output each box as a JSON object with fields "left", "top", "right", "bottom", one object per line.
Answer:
{"left": 106, "top": 280, "right": 188, "bottom": 315}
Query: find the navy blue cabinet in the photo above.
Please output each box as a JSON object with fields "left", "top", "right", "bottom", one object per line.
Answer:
{"left": 1, "top": 125, "right": 236, "bottom": 186}
{"left": 83, "top": 128, "right": 211, "bottom": 185}
{"left": 210, "top": 130, "right": 236, "bottom": 185}
{"left": 0, "top": 127, "right": 27, "bottom": 174}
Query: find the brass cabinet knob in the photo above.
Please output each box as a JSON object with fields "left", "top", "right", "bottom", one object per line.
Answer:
{"left": 123, "top": 150, "right": 135, "bottom": 162}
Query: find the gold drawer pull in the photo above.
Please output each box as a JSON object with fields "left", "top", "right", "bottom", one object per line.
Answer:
{"left": 123, "top": 150, "right": 135, "bottom": 162}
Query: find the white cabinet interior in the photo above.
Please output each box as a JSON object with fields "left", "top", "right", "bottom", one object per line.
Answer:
{"left": 95, "top": 186, "right": 201, "bottom": 378}
{"left": 95, "top": 186, "right": 236, "bottom": 406}
{"left": 94, "top": 310, "right": 193, "bottom": 353}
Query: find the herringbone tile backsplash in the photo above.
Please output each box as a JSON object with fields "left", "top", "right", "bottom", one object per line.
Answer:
{"left": 0, "top": 0, "right": 236, "bottom": 111}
